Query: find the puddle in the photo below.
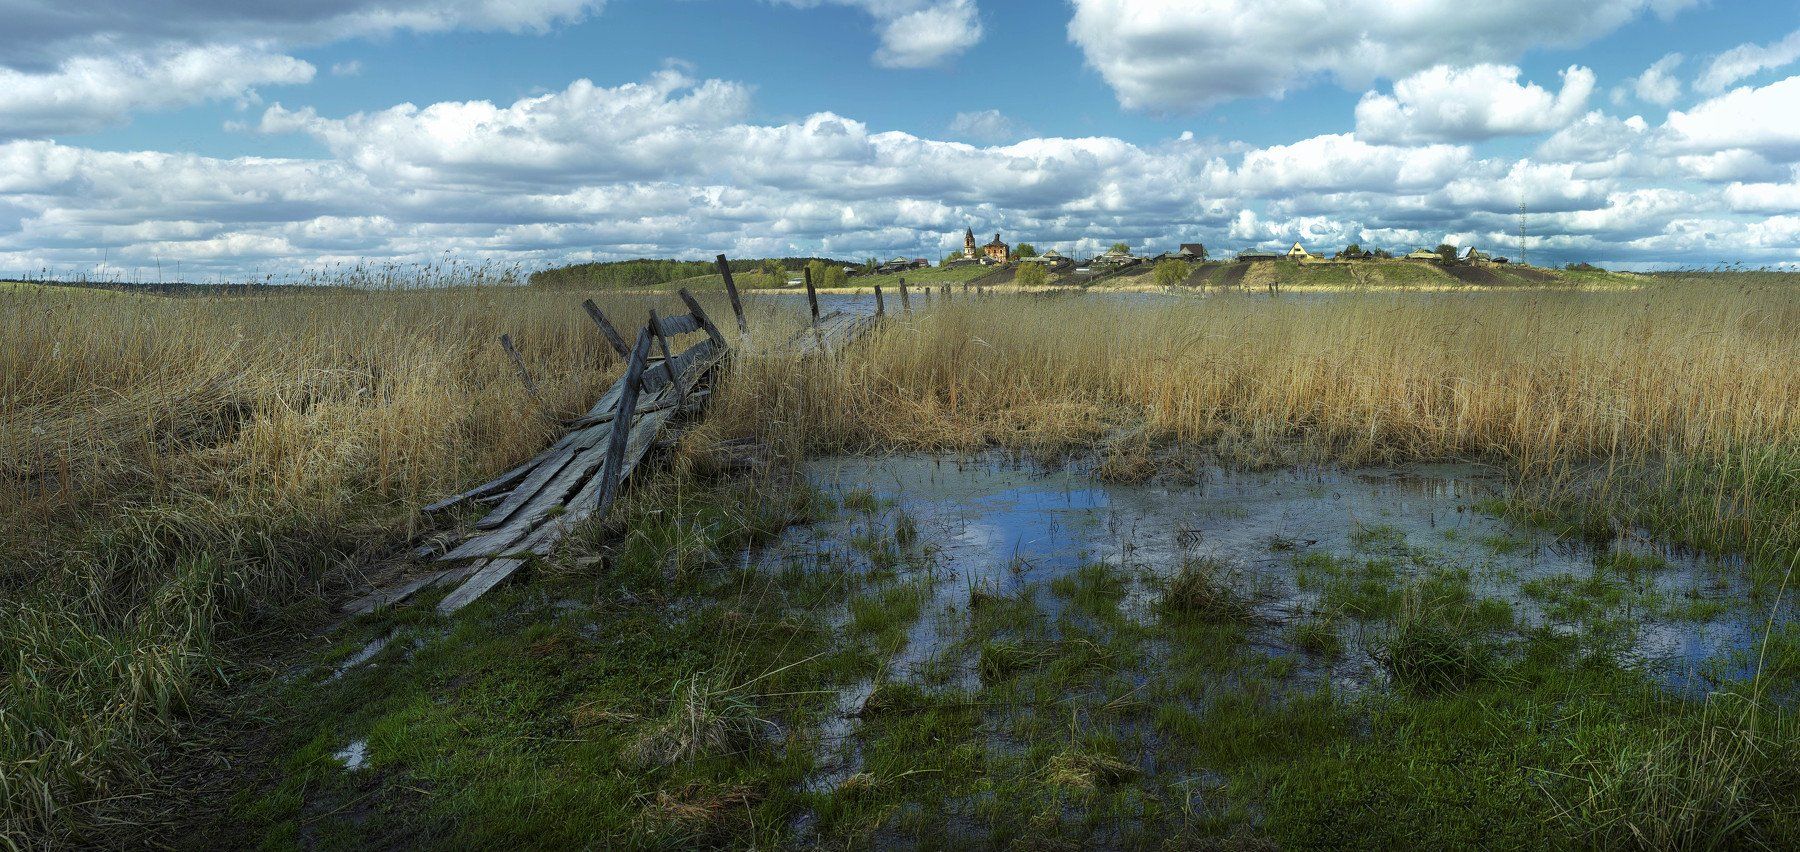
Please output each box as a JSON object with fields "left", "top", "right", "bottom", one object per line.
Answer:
{"left": 334, "top": 739, "right": 369, "bottom": 771}
{"left": 753, "top": 454, "right": 1774, "bottom": 793}
{"left": 327, "top": 633, "right": 391, "bottom": 682}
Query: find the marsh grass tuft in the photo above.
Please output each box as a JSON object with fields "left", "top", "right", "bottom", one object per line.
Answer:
{"left": 1159, "top": 558, "right": 1256, "bottom": 624}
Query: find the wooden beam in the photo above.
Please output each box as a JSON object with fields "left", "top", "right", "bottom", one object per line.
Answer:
{"left": 498, "top": 334, "right": 544, "bottom": 406}
{"left": 898, "top": 277, "right": 910, "bottom": 312}
{"left": 581, "top": 299, "right": 631, "bottom": 359}
{"left": 678, "top": 288, "right": 729, "bottom": 350}
{"left": 714, "top": 254, "right": 747, "bottom": 334}
{"left": 803, "top": 265, "right": 819, "bottom": 324}
{"left": 874, "top": 284, "right": 885, "bottom": 316}
{"left": 648, "top": 309, "right": 682, "bottom": 405}
{"left": 599, "top": 329, "right": 654, "bottom": 510}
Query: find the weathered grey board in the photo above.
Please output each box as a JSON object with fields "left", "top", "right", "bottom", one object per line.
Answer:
{"left": 375, "top": 299, "right": 737, "bottom": 617}
{"left": 438, "top": 342, "right": 723, "bottom": 563}
{"left": 791, "top": 310, "right": 881, "bottom": 357}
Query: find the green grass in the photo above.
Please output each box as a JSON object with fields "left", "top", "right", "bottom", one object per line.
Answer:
{"left": 135, "top": 461, "right": 1800, "bottom": 850}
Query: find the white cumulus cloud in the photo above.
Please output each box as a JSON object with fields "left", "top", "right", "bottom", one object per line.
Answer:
{"left": 1066, "top": 0, "right": 1695, "bottom": 110}
{"left": 1696, "top": 29, "right": 1800, "bottom": 94}
{"left": 1355, "top": 64, "right": 1596, "bottom": 144}
{"left": 1663, "top": 74, "right": 1800, "bottom": 159}
{"left": 0, "top": 45, "right": 315, "bottom": 138}
{"left": 770, "top": 0, "right": 981, "bottom": 68}
{"left": 1627, "top": 53, "right": 1684, "bottom": 106}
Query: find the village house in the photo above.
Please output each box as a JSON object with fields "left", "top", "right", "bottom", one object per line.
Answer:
{"left": 1287, "top": 242, "right": 1312, "bottom": 261}
{"left": 1092, "top": 246, "right": 1142, "bottom": 268}
{"left": 1179, "top": 244, "right": 1207, "bottom": 260}
{"left": 1403, "top": 249, "right": 1441, "bottom": 261}
{"left": 983, "top": 232, "right": 1010, "bottom": 262}
{"left": 1236, "top": 250, "right": 1281, "bottom": 262}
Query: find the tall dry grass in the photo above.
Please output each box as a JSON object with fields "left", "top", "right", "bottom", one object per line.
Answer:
{"left": 719, "top": 287, "right": 1796, "bottom": 464}
{"left": 713, "top": 285, "right": 1798, "bottom": 561}
{"left": 0, "top": 282, "right": 757, "bottom": 844}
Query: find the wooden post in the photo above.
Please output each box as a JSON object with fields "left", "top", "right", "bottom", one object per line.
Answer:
{"left": 714, "top": 254, "right": 747, "bottom": 334}
{"left": 581, "top": 299, "right": 631, "bottom": 359}
{"left": 498, "top": 334, "right": 544, "bottom": 406}
{"left": 803, "top": 266, "right": 819, "bottom": 324}
{"left": 899, "top": 277, "right": 910, "bottom": 312}
{"left": 647, "top": 309, "right": 681, "bottom": 403}
{"left": 599, "top": 329, "right": 653, "bottom": 509}
{"left": 874, "top": 285, "right": 885, "bottom": 316}
{"left": 678, "top": 288, "right": 728, "bottom": 351}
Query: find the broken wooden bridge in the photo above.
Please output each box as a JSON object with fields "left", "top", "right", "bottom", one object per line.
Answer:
{"left": 346, "top": 255, "right": 891, "bottom": 617}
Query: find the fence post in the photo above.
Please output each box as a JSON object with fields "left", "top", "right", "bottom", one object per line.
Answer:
{"left": 498, "top": 334, "right": 545, "bottom": 406}
{"left": 647, "top": 309, "right": 681, "bottom": 404}
{"left": 714, "top": 254, "right": 747, "bottom": 335}
{"left": 874, "top": 284, "right": 885, "bottom": 316}
{"left": 678, "top": 288, "right": 729, "bottom": 351}
{"left": 599, "top": 329, "right": 653, "bottom": 509}
{"left": 804, "top": 266, "right": 819, "bottom": 324}
{"left": 581, "top": 299, "right": 631, "bottom": 359}
{"left": 898, "top": 277, "right": 910, "bottom": 312}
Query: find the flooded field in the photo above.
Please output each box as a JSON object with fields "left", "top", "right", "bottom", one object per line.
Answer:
{"left": 745, "top": 454, "right": 1779, "bottom": 842}
{"left": 194, "top": 449, "right": 1798, "bottom": 849}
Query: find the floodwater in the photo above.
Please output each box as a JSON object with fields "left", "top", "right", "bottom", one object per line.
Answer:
{"left": 749, "top": 454, "right": 1769, "bottom": 792}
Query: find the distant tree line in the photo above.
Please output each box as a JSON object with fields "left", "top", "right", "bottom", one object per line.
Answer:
{"left": 529, "top": 257, "right": 855, "bottom": 289}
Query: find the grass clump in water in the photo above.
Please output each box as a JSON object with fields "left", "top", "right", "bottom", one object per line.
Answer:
{"left": 1158, "top": 558, "right": 1256, "bottom": 624}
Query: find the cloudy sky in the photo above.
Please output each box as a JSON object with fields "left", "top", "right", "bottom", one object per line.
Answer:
{"left": 3, "top": 0, "right": 1798, "bottom": 280}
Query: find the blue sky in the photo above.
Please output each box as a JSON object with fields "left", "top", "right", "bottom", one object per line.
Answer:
{"left": 3, "top": 0, "right": 1799, "bottom": 278}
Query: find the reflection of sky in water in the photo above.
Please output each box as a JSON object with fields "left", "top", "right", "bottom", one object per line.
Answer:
{"left": 766, "top": 454, "right": 1779, "bottom": 797}
{"left": 755, "top": 454, "right": 1770, "bottom": 697}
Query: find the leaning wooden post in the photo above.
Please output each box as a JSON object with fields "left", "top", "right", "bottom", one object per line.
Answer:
{"left": 898, "top": 277, "right": 911, "bottom": 312}
{"left": 714, "top": 254, "right": 747, "bottom": 335}
{"left": 678, "top": 288, "right": 728, "bottom": 351}
{"left": 581, "top": 299, "right": 631, "bottom": 359}
{"left": 803, "top": 266, "right": 819, "bottom": 324}
{"left": 599, "top": 329, "right": 653, "bottom": 509}
{"left": 874, "top": 284, "right": 885, "bottom": 316}
{"left": 647, "top": 309, "right": 681, "bottom": 404}
{"left": 498, "top": 334, "right": 545, "bottom": 406}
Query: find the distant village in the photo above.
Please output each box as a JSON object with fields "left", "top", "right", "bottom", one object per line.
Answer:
{"left": 848, "top": 226, "right": 1513, "bottom": 278}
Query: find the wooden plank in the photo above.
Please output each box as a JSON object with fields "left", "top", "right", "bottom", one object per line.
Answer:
{"left": 648, "top": 309, "right": 681, "bottom": 398}
{"left": 640, "top": 338, "right": 716, "bottom": 395}
{"left": 437, "top": 557, "right": 528, "bottom": 614}
{"left": 342, "top": 561, "right": 483, "bottom": 616}
{"left": 473, "top": 440, "right": 588, "bottom": 530}
{"left": 422, "top": 463, "right": 532, "bottom": 513}
{"left": 875, "top": 285, "right": 885, "bottom": 316}
{"left": 444, "top": 344, "right": 717, "bottom": 562}
{"left": 655, "top": 313, "right": 703, "bottom": 336}
{"left": 597, "top": 327, "right": 654, "bottom": 513}
{"left": 899, "top": 277, "right": 910, "bottom": 311}
{"left": 564, "top": 396, "right": 679, "bottom": 429}
{"left": 582, "top": 299, "right": 632, "bottom": 358}
{"left": 678, "top": 288, "right": 729, "bottom": 350}
{"left": 715, "top": 254, "right": 747, "bottom": 334}
{"left": 499, "top": 334, "right": 544, "bottom": 405}
{"left": 518, "top": 403, "right": 678, "bottom": 556}
{"left": 422, "top": 361, "right": 640, "bottom": 514}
